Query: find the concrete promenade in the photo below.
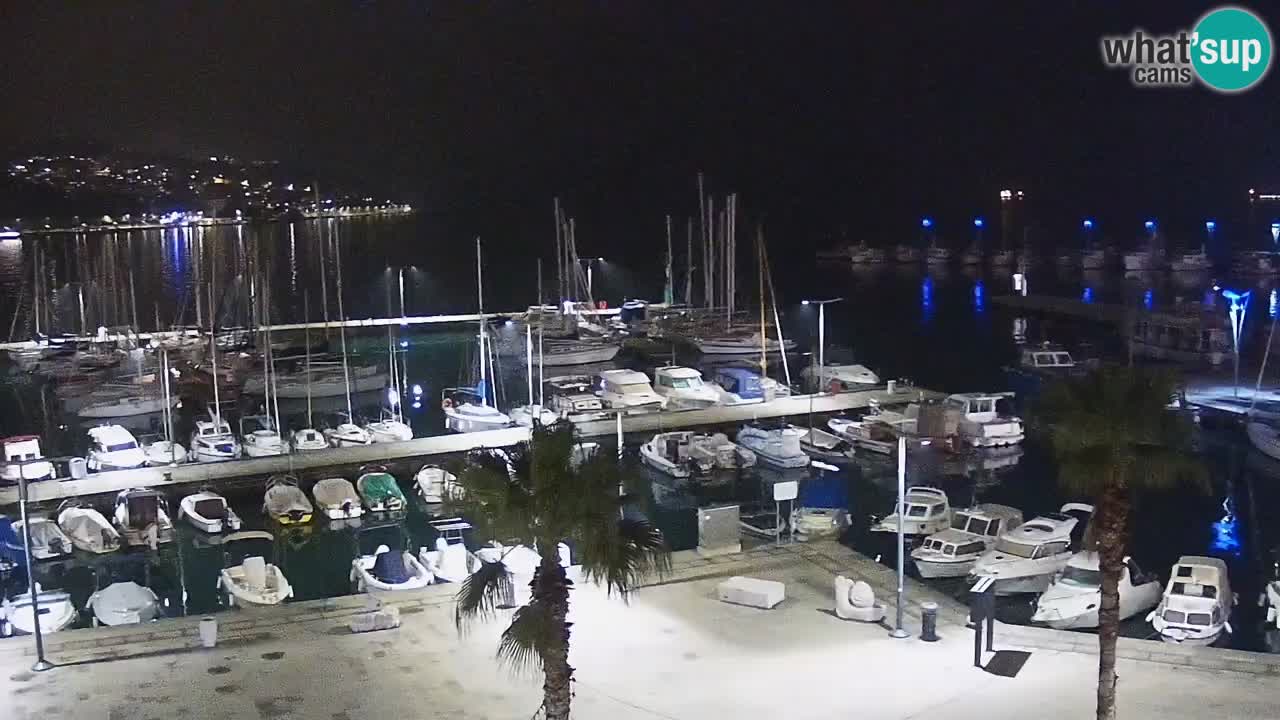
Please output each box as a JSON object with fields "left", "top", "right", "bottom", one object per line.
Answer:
{"left": 4, "top": 542, "right": 1277, "bottom": 720}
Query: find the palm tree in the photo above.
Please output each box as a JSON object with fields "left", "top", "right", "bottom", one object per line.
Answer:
{"left": 1036, "top": 367, "right": 1203, "bottom": 720}
{"left": 448, "top": 421, "right": 669, "bottom": 720}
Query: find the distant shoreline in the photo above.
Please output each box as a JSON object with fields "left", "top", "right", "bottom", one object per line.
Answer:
{"left": 1, "top": 207, "right": 414, "bottom": 237}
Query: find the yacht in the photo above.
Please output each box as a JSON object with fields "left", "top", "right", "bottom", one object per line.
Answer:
{"left": 240, "top": 415, "right": 286, "bottom": 457}
{"left": 540, "top": 339, "right": 620, "bottom": 367}
{"left": 291, "top": 427, "right": 329, "bottom": 452}
{"left": 802, "top": 363, "right": 879, "bottom": 392}
{"left": 640, "top": 431, "right": 756, "bottom": 478}
{"left": 694, "top": 332, "right": 795, "bottom": 355}
{"left": 323, "top": 412, "right": 374, "bottom": 447}
{"left": 1032, "top": 552, "right": 1161, "bottom": 630}
{"left": 113, "top": 488, "right": 175, "bottom": 547}
{"left": 86, "top": 425, "right": 147, "bottom": 471}
{"left": 77, "top": 393, "right": 174, "bottom": 419}
{"left": 652, "top": 366, "right": 721, "bottom": 409}
{"left": 735, "top": 424, "right": 810, "bottom": 468}
{"left": 944, "top": 393, "right": 1024, "bottom": 447}
{"left": 189, "top": 414, "right": 242, "bottom": 462}
{"left": 248, "top": 364, "right": 387, "bottom": 398}
{"left": 597, "top": 369, "right": 665, "bottom": 413}
{"left": 178, "top": 490, "right": 242, "bottom": 534}
{"left": 442, "top": 388, "right": 513, "bottom": 433}
{"left": 710, "top": 367, "right": 772, "bottom": 404}
{"left": 1, "top": 435, "right": 54, "bottom": 483}
{"left": 911, "top": 504, "right": 1022, "bottom": 578}
{"left": 365, "top": 409, "right": 414, "bottom": 443}
{"left": 970, "top": 504, "right": 1093, "bottom": 594}
{"left": 871, "top": 487, "right": 951, "bottom": 536}
{"left": 1148, "top": 555, "right": 1235, "bottom": 646}
{"left": 543, "top": 374, "right": 611, "bottom": 421}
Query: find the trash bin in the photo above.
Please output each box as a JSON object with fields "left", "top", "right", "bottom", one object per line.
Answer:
{"left": 199, "top": 617, "right": 218, "bottom": 648}
{"left": 68, "top": 458, "right": 88, "bottom": 480}
{"left": 920, "top": 601, "right": 939, "bottom": 642}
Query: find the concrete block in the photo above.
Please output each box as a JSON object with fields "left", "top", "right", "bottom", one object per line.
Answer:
{"left": 717, "top": 576, "right": 785, "bottom": 609}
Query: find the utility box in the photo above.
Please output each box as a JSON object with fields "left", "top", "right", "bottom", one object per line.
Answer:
{"left": 697, "top": 504, "right": 741, "bottom": 557}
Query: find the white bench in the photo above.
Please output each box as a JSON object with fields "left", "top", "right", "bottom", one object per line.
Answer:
{"left": 717, "top": 576, "right": 785, "bottom": 609}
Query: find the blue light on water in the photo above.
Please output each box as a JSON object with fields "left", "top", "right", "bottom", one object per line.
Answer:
{"left": 399, "top": 340, "right": 408, "bottom": 348}
{"left": 1271, "top": 289, "right": 1277, "bottom": 319}
{"left": 921, "top": 276, "right": 932, "bottom": 303}
{"left": 1082, "top": 287, "right": 1093, "bottom": 303}
{"left": 1143, "top": 289, "right": 1153, "bottom": 309}
{"left": 1082, "top": 219, "right": 1094, "bottom": 230}
{"left": 921, "top": 217, "right": 933, "bottom": 229}
{"left": 1144, "top": 220, "right": 1156, "bottom": 231}
{"left": 1205, "top": 220, "right": 1217, "bottom": 232}
{"left": 973, "top": 281, "right": 985, "bottom": 312}
{"left": 973, "top": 217, "right": 984, "bottom": 229}
{"left": 1210, "top": 498, "right": 1242, "bottom": 557}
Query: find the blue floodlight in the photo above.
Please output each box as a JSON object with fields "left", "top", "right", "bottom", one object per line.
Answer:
{"left": 1143, "top": 289, "right": 1153, "bottom": 310}
{"left": 921, "top": 217, "right": 933, "bottom": 229}
{"left": 973, "top": 217, "right": 984, "bottom": 229}
{"left": 1206, "top": 220, "right": 1217, "bottom": 232}
{"left": 1144, "top": 220, "right": 1156, "bottom": 231}
{"left": 1082, "top": 219, "right": 1094, "bottom": 230}
{"left": 1082, "top": 287, "right": 1093, "bottom": 303}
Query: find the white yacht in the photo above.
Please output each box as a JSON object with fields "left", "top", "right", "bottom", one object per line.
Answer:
{"left": 944, "top": 393, "right": 1024, "bottom": 447}
{"left": 365, "top": 409, "right": 414, "bottom": 443}
{"left": 177, "top": 490, "right": 242, "bottom": 534}
{"left": 86, "top": 425, "right": 147, "bottom": 471}
{"left": 442, "top": 389, "right": 513, "bottom": 433}
{"left": 652, "top": 366, "right": 721, "bottom": 409}
{"left": 189, "top": 414, "right": 241, "bottom": 462}
{"left": 1032, "top": 553, "right": 1161, "bottom": 630}
{"left": 1, "top": 435, "right": 54, "bottom": 482}
{"left": 694, "top": 331, "right": 794, "bottom": 355}
{"left": 911, "top": 504, "right": 1022, "bottom": 578}
{"left": 323, "top": 413, "right": 373, "bottom": 447}
{"left": 871, "top": 487, "right": 951, "bottom": 536}
{"left": 640, "top": 431, "right": 756, "bottom": 478}
{"left": 291, "top": 428, "right": 328, "bottom": 452}
{"left": 540, "top": 339, "right": 620, "bottom": 367}
{"left": 597, "top": 369, "right": 665, "bottom": 413}
{"left": 142, "top": 438, "right": 187, "bottom": 466}
{"left": 970, "top": 504, "right": 1093, "bottom": 595}
{"left": 240, "top": 415, "right": 286, "bottom": 457}
{"left": 735, "top": 424, "right": 810, "bottom": 468}
{"left": 1148, "top": 555, "right": 1235, "bottom": 646}
{"left": 802, "top": 363, "right": 880, "bottom": 392}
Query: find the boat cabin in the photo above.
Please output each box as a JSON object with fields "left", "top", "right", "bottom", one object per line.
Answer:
{"left": 88, "top": 425, "right": 140, "bottom": 453}
{"left": 945, "top": 393, "right": 1015, "bottom": 422}
{"left": 951, "top": 504, "right": 1023, "bottom": 539}
{"left": 654, "top": 366, "right": 707, "bottom": 392}
{"left": 713, "top": 367, "right": 764, "bottom": 402}
{"left": 1152, "top": 555, "right": 1233, "bottom": 638}
{"left": 2, "top": 435, "right": 52, "bottom": 481}
{"left": 990, "top": 513, "right": 1078, "bottom": 559}
{"left": 1020, "top": 346, "right": 1076, "bottom": 371}
{"left": 597, "top": 369, "right": 663, "bottom": 408}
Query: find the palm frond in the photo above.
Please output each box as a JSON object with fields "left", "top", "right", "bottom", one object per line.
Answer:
{"left": 578, "top": 516, "right": 670, "bottom": 598}
{"left": 455, "top": 559, "right": 514, "bottom": 632}
{"left": 496, "top": 596, "right": 556, "bottom": 676}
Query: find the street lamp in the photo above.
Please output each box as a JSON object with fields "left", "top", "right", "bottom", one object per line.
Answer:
{"left": 1222, "top": 288, "right": 1250, "bottom": 397}
{"left": 578, "top": 258, "right": 603, "bottom": 299}
{"left": 802, "top": 298, "right": 843, "bottom": 392}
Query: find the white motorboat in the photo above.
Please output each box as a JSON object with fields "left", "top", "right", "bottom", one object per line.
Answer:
{"left": 142, "top": 439, "right": 187, "bottom": 466}
{"left": 640, "top": 431, "right": 755, "bottom": 478}
{"left": 220, "top": 552, "right": 294, "bottom": 607}
{"left": 77, "top": 393, "right": 174, "bottom": 419}
{"left": 735, "top": 424, "right": 810, "bottom": 468}
{"left": 365, "top": 410, "right": 414, "bottom": 443}
{"left": 351, "top": 545, "right": 434, "bottom": 591}
{"left": 791, "top": 507, "right": 850, "bottom": 541}
{"left": 356, "top": 467, "right": 407, "bottom": 513}
{"left": 792, "top": 425, "right": 856, "bottom": 465}
{"left": 1, "top": 588, "right": 78, "bottom": 637}
{"left": 312, "top": 477, "right": 363, "bottom": 520}
{"left": 652, "top": 366, "right": 721, "bottom": 409}
{"left": 694, "top": 331, "right": 795, "bottom": 355}
{"left": 86, "top": 424, "right": 147, "bottom": 471}
{"left": 803, "top": 363, "right": 880, "bottom": 392}
{"left": 323, "top": 413, "right": 373, "bottom": 447}
{"left": 240, "top": 415, "right": 286, "bottom": 457}
{"left": 419, "top": 520, "right": 480, "bottom": 584}
{"left": 827, "top": 417, "right": 898, "bottom": 454}
{"left": 1081, "top": 248, "right": 1109, "bottom": 270}
{"left": 509, "top": 403, "right": 560, "bottom": 428}
{"left": 970, "top": 504, "right": 1093, "bottom": 595}
{"left": 263, "top": 475, "right": 314, "bottom": 526}
{"left": 178, "top": 490, "right": 242, "bottom": 534}
{"left": 414, "top": 465, "right": 458, "bottom": 505}
{"left": 847, "top": 244, "right": 888, "bottom": 264}
{"left": 597, "top": 369, "right": 665, "bottom": 413}
{"left": 944, "top": 393, "right": 1024, "bottom": 447}
{"left": 113, "top": 488, "right": 175, "bottom": 547}
{"left": 11, "top": 516, "right": 73, "bottom": 560}
{"left": 1246, "top": 421, "right": 1280, "bottom": 462}
{"left": 548, "top": 391, "right": 609, "bottom": 421}
{"left": 57, "top": 504, "right": 120, "bottom": 554}
{"left": 188, "top": 415, "right": 241, "bottom": 462}
{"left": 443, "top": 389, "right": 513, "bottom": 433}
{"left": 1032, "top": 552, "right": 1162, "bottom": 630}
{"left": 89, "top": 581, "right": 160, "bottom": 626}
{"left": 291, "top": 427, "right": 328, "bottom": 452}
{"left": 1, "top": 435, "right": 55, "bottom": 482}
{"left": 872, "top": 486, "right": 951, "bottom": 536}
{"left": 926, "top": 246, "right": 951, "bottom": 265}
{"left": 540, "top": 340, "right": 621, "bottom": 367}
{"left": 911, "top": 504, "right": 1022, "bottom": 578}
{"left": 1148, "top": 555, "right": 1235, "bottom": 646}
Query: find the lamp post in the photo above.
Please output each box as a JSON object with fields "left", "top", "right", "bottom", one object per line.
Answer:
{"left": 801, "top": 298, "right": 843, "bottom": 392}
{"left": 1223, "top": 289, "right": 1251, "bottom": 398}
{"left": 398, "top": 266, "right": 408, "bottom": 319}
{"left": 577, "top": 258, "right": 605, "bottom": 300}
{"left": 16, "top": 462, "right": 54, "bottom": 671}
{"left": 891, "top": 435, "right": 910, "bottom": 639}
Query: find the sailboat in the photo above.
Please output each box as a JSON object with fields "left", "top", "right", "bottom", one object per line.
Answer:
{"left": 322, "top": 229, "right": 372, "bottom": 448}
{"left": 365, "top": 279, "right": 413, "bottom": 443}
{"left": 190, "top": 285, "right": 241, "bottom": 463}
{"left": 142, "top": 348, "right": 187, "bottom": 465}
{"left": 444, "top": 238, "right": 512, "bottom": 433}
{"left": 291, "top": 292, "right": 328, "bottom": 452}
{"left": 244, "top": 277, "right": 286, "bottom": 457}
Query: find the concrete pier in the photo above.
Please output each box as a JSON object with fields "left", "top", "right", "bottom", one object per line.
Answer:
{"left": 0, "top": 384, "right": 940, "bottom": 505}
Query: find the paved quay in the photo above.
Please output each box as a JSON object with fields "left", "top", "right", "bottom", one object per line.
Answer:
{"left": 4, "top": 542, "right": 1278, "bottom": 720}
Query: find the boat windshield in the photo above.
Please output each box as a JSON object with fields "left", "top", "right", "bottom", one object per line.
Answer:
{"left": 993, "top": 538, "right": 1037, "bottom": 558}
{"left": 667, "top": 377, "right": 702, "bottom": 389}
{"left": 1059, "top": 565, "right": 1101, "bottom": 587}
{"left": 951, "top": 513, "right": 973, "bottom": 530}
{"left": 1162, "top": 609, "right": 1185, "bottom": 624}
{"left": 906, "top": 504, "right": 928, "bottom": 518}
{"left": 618, "top": 383, "right": 652, "bottom": 395}
{"left": 107, "top": 441, "right": 138, "bottom": 452}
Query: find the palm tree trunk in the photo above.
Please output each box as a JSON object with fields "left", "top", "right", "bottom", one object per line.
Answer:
{"left": 1095, "top": 473, "right": 1129, "bottom": 720}
{"left": 536, "top": 557, "right": 573, "bottom": 720}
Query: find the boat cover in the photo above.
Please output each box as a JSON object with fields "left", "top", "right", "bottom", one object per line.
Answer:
{"left": 265, "top": 481, "right": 313, "bottom": 518}
{"left": 0, "top": 516, "right": 25, "bottom": 568}
{"left": 372, "top": 549, "right": 411, "bottom": 584}
{"left": 19, "top": 519, "right": 69, "bottom": 556}
{"left": 90, "top": 581, "right": 159, "bottom": 625}
{"left": 192, "top": 498, "right": 227, "bottom": 520}
{"left": 313, "top": 478, "right": 360, "bottom": 511}
{"left": 358, "top": 473, "right": 405, "bottom": 504}
{"left": 58, "top": 507, "right": 119, "bottom": 553}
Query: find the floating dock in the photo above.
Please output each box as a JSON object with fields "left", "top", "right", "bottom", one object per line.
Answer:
{"left": 0, "top": 384, "right": 940, "bottom": 506}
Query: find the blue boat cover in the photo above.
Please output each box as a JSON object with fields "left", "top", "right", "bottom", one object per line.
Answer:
{"left": 372, "top": 550, "right": 411, "bottom": 584}
{"left": 0, "top": 515, "right": 27, "bottom": 570}
{"left": 715, "top": 368, "right": 763, "bottom": 400}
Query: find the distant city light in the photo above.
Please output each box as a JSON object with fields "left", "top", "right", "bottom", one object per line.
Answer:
{"left": 921, "top": 217, "right": 933, "bottom": 229}
{"left": 1143, "top": 289, "right": 1153, "bottom": 310}
{"left": 999, "top": 189, "right": 1012, "bottom": 201}
{"left": 973, "top": 217, "right": 984, "bottom": 228}
{"left": 1082, "top": 287, "right": 1093, "bottom": 303}
{"left": 1082, "top": 219, "right": 1094, "bottom": 230}
{"left": 801, "top": 299, "right": 810, "bottom": 305}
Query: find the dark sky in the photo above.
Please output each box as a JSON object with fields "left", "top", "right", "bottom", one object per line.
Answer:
{"left": 2, "top": 2, "right": 1276, "bottom": 246}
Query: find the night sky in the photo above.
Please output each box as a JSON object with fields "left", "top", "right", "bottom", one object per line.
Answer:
{"left": 1, "top": 2, "right": 1275, "bottom": 249}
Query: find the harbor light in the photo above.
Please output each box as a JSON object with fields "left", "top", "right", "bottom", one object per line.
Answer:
{"left": 1221, "top": 288, "right": 1251, "bottom": 397}
{"left": 1271, "top": 289, "right": 1277, "bottom": 319}
{"left": 1206, "top": 220, "right": 1217, "bottom": 232}
{"left": 1144, "top": 220, "right": 1156, "bottom": 231}
{"left": 387, "top": 387, "right": 400, "bottom": 408}
{"left": 1271, "top": 222, "right": 1280, "bottom": 244}
{"left": 801, "top": 299, "right": 810, "bottom": 305}
{"left": 973, "top": 217, "right": 984, "bottom": 228}
{"left": 412, "top": 384, "right": 423, "bottom": 396}
{"left": 1143, "top": 289, "right": 1153, "bottom": 310}
{"left": 1082, "top": 287, "right": 1093, "bottom": 303}
{"left": 1082, "top": 219, "right": 1094, "bottom": 230}
{"left": 921, "top": 217, "right": 933, "bottom": 229}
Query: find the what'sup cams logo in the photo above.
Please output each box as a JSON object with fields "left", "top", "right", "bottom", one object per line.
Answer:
{"left": 1101, "top": 6, "right": 1272, "bottom": 92}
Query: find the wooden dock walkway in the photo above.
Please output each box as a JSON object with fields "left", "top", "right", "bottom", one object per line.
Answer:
{"left": 0, "top": 384, "right": 941, "bottom": 506}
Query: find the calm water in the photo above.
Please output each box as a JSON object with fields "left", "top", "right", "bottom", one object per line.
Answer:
{"left": 2, "top": 218, "right": 1279, "bottom": 651}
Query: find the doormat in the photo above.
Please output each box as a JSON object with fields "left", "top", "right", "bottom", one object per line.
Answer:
{"left": 984, "top": 650, "right": 1032, "bottom": 678}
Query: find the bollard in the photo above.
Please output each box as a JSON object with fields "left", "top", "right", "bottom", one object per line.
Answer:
{"left": 920, "top": 601, "right": 939, "bottom": 642}
{"left": 199, "top": 617, "right": 218, "bottom": 648}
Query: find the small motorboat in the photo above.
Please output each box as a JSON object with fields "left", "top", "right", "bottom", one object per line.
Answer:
{"left": 508, "top": 403, "right": 560, "bottom": 428}
{"left": 640, "top": 431, "right": 754, "bottom": 478}
{"left": 85, "top": 424, "right": 147, "bottom": 471}
{"left": 443, "top": 394, "right": 514, "bottom": 433}
{"left": 802, "top": 363, "right": 880, "bottom": 392}
{"left": 597, "top": 370, "right": 666, "bottom": 414}
{"left": 350, "top": 544, "right": 434, "bottom": 591}
{"left": 828, "top": 416, "right": 898, "bottom": 455}
{"left": 89, "top": 581, "right": 160, "bottom": 626}
{"left": 735, "top": 424, "right": 810, "bottom": 468}
{"left": 263, "top": 475, "right": 314, "bottom": 525}
{"left": 791, "top": 425, "right": 856, "bottom": 465}
{"left": 871, "top": 487, "right": 951, "bottom": 536}
{"left": 357, "top": 467, "right": 407, "bottom": 513}
{"left": 113, "top": 488, "right": 175, "bottom": 547}
{"left": 178, "top": 490, "right": 242, "bottom": 534}
{"left": 419, "top": 519, "right": 479, "bottom": 583}
{"left": 365, "top": 410, "right": 414, "bottom": 444}
{"left": 142, "top": 438, "right": 187, "bottom": 467}
{"left": 219, "top": 543, "right": 294, "bottom": 607}
{"left": 11, "top": 516, "right": 73, "bottom": 560}
{"left": 1, "top": 588, "right": 78, "bottom": 637}
{"left": 1, "top": 435, "right": 55, "bottom": 483}
{"left": 791, "top": 507, "right": 850, "bottom": 541}
{"left": 312, "top": 477, "right": 363, "bottom": 520}
{"left": 970, "top": 504, "right": 1094, "bottom": 595}
{"left": 240, "top": 415, "right": 287, "bottom": 457}
{"left": 291, "top": 427, "right": 328, "bottom": 452}
{"left": 414, "top": 465, "right": 458, "bottom": 505}
{"left": 323, "top": 414, "right": 373, "bottom": 447}
{"left": 189, "top": 414, "right": 242, "bottom": 463}
{"left": 944, "top": 393, "right": 1025, "bottom": 447}
{"left": 77, "top": 394, "right": 173, "bottom": 419}
{"left": 652, "top": 366, "right": 722, "bottom": 409}
{"left": 540, "top": 339, "right": 621, "bottom": 367}
{"left": 911, "top": 504, "right": 1022, "bottom": 579}
{"left": 1148, "top": 555, "right": 1235, "bottom": 646}
{"left": 1033, "top": 552, "right": 1162, "bottom": 630}
{"left": 57, "top": 503, "right": 120, "bottom": 554}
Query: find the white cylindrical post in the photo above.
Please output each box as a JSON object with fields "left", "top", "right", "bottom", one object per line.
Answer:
{"left": 526, "top": 323, "right": 534, "bottom": 408}
{"left": 818, "top": 302, "right": 826, "bottom": 392}
{"left": 891, "top": 435, "right": 910, "bottom": 639}
{"left": 616, "top": 411, "right": 623, "bottom": 461}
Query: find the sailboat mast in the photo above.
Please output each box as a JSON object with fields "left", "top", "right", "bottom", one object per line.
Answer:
{"left": 664, "top": 215, "right": 674, "bottom": 306}
{"left": 32, "top": 242, "right": 41, "bottom": 338}
{"left": 208, "top": 282, "right": 221, "bottom": 419}
{"left": 758, "top": 228, "right": 767, "bottom": 375}
{"left": 476, "top": 237, "right": 488, "bottom": 407}
{"left": 685, "top": 218, "right": 693, "bottom": 306}
{"left": 334, "top": 226, "right": 353, "bottom": 420}
{"left": 526, "top": 323, "right": 534, "bottom": 408}
{"left": 127, "top": 234, "right": 138, "bottom": 330}
{"left": 536, "top": 260, "right": 545, "bottom": 406}
{"left": 304, "top": 292, "right": 313, "bottom": 426}
{"left": 554, "top": 197, "right": 563, "bottom": 305}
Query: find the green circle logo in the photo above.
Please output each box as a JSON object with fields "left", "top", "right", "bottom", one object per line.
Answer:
{"left": 1192, "top": 6, "right": 1272, "bottom": 92}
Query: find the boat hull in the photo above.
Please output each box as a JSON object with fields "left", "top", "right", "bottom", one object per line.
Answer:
{"left": 913, "top": 557, "right": 977, "bottom": 579}
{"left": 541, "top": 345, "right": 620, "bottom": 367}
